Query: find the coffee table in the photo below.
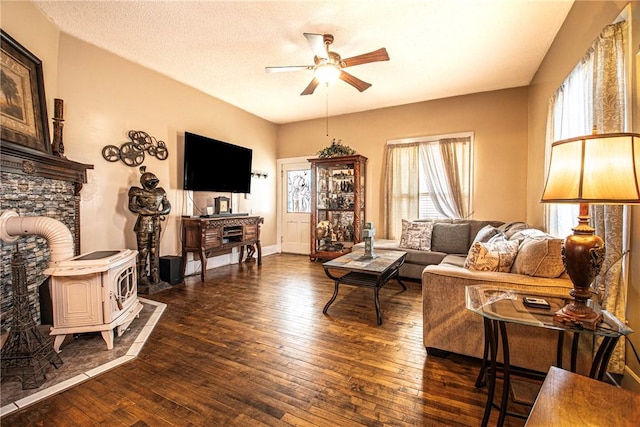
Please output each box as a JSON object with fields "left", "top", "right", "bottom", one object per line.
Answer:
{"left": 322, "top": 249, "right": 407, "bottom": 325}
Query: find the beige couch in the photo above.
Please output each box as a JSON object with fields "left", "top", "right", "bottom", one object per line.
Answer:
{"left": 356, "top": 218, "right": 593, "bottom": 373}
{"left": 421, "top": 220, "right": 600, "bottom": 374}
{"left": 421, "top": 264, "right": 588, "bottom": 373}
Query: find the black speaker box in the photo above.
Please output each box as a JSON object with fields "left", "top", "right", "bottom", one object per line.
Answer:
{"left": 160, "top": 256, "right": 183, "bottom": 285}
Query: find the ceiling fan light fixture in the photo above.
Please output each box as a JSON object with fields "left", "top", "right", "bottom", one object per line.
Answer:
{"left": 315, "top": 63, "right": 341, "bottom": 84}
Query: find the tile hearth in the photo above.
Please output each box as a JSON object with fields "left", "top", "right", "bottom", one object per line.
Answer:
{"left": 1, "top": 297, "right": 165, "bottom": 417}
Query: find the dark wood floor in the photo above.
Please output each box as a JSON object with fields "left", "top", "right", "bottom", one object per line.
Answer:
{"left": 2, "top": 253, "right": 525, "bottom": 426}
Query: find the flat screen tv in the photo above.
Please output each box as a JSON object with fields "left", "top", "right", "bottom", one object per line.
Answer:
{"left": 183, "top": 131, "right": 252, "bottom": 193}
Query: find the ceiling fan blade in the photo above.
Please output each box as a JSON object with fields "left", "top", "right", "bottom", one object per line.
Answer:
{"left": 301, "top": 77, "right": 320, "bottom": 96}
{"left": 304, "top": 33, "right": 328, "bottom": 59}
{"left": 341, "top": 48, "right": 389, "bottom": 68}
{"left": 339, "top": 71, "right": 372, "bottom": 92}
{"left": 265, "top": 65, "right": 313, "bottom": 73}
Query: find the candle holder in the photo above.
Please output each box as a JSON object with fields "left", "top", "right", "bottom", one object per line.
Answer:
{"left": 51, "top": 98, "right": 66, "bottom": 158}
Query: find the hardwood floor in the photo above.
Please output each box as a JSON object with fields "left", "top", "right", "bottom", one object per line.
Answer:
{"left": 2, "top": 254, "right": 525, "bottom": 426}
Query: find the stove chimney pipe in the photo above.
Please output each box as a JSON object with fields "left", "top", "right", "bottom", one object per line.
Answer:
{"left": 0, "top": 210, "right": 75, "bottom": 266}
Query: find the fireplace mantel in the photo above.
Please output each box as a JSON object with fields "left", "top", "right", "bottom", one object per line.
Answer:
{"left": 0, "top": 141, "right": 93, "bottom": 193}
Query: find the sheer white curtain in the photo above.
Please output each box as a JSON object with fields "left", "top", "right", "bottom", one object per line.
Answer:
{"left": 545, "top": 53, "right": 593, "bottom": 237}
{"left": 419, "top": 137, "right": 470, "bottom": 219}
{"left": 544, "top": 21, "right": 628, "bottom": 373}
{"left": 385, "top": 136, "right": 471, "bottom": 239}
{"left": 384, "top": 142, "right": 419, "bottom": 239}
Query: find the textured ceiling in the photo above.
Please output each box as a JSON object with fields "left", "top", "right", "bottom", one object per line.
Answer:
{"left": 33, "top": 0, "right": 574, "bottom": 124}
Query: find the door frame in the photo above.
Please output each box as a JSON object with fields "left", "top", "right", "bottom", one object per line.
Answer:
{"left": 276, "top": 156, "right": 317, "bottom": 254}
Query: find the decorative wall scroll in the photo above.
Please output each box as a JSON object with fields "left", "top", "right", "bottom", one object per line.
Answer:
{"left": 0, "top": 30, "right": 51, "bottom": 154}
{"left": 102, "top": 130, "right": 168, "bottom": 167}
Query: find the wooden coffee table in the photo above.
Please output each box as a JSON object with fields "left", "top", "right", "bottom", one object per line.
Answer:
{"left": 322, "top": 249, "right": 407, "bottom": 325}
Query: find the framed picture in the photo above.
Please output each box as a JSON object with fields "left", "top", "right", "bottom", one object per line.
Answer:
{"left": 1, "top": 29, "right": 51, "bottom": 153}
{"left": 214, "top": 196, "right": 230, "bottom": 214}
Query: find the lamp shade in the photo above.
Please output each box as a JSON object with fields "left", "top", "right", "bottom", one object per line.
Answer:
{"left": 541, "top": 132, "right": 640, "bottom": 204}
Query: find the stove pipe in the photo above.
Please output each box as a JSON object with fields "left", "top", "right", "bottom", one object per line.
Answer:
{"left": 0, "top": 210, "right": 74, "bottom": 266}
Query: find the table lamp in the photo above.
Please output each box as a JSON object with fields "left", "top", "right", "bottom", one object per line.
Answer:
{"left": 541, "top": 132, "right": 640, "bottom": 329}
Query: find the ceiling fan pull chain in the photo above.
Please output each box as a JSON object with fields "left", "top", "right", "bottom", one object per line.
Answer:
{"left": 326, "top": 83, "right": 330, "bottom": 136}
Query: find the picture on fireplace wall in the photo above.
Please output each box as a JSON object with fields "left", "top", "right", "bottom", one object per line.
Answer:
{"left": 0, "top": 29, "right": 51, "bottom": 154}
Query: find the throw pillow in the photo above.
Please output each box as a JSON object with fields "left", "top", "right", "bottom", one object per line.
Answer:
{"left": 509, "top": 227, "right": 549, "bottom": 243}
{"left": 431, "top": 222, "right": 470, "bottom": 254}
{"left": 472, "top": 224, "right": 502, "bottom": 244}
{"left": 464, "top": 235, "right": 519, "bottom": 272}
{"left": 497, "top": 221, "right": 531, "bottom": 239}
{"left": 511, "top": 235, "right": 565, "bottom": 278}
{"left": 399, "top": 219, "right": 434, "bottom": 251}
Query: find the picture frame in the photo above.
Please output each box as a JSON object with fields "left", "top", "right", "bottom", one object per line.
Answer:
{"left": 1, "top": 29, "right": 51, "bottom": 153}
{"left": 214, "top": 196, "right": 230, "bottom": 214}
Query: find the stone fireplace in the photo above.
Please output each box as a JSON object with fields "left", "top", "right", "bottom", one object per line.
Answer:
{"left": 0, "top": 142, "right": 92, "bottom": 338}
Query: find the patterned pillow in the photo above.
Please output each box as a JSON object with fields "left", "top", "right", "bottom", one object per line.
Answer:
{"left": 464, "top": 235, "right": 519, "bottom": 272}
{"left": 399, "top": 219, "right": 434, "bottom": 251}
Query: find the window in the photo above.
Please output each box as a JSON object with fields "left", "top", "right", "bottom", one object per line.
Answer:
{"left": 419, "top": 139, "right": 471, "bottom": 220}
{"left": 286, "top": 169, "right": 311, "bottom": 213}
{"left": 384, "top": 133, "right": 472, "bottom": 239}
{"left": 545, "top": 21, "right": 628, "bottom": 238}
{"left": 543, "top": 18, "right": 629, "bottom": 374}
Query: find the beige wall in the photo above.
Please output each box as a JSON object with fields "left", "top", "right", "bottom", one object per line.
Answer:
{"left": 278, "top": 87, "right": 529, "bottom": 237}
{"left": 527, "top": 1, "right": 639, "bottom": 390}
{"left": 1, "top": 0, "right": 60, "bottom": 132}
{"left": 1, "top": 2, "right": 278, "bottom": 273}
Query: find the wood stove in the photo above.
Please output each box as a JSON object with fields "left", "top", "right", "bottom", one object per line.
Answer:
{"left": 46, "top": 249, "right": 143, "bottom": 352}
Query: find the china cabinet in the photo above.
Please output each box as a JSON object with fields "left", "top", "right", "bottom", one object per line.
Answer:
{"left": 308, "top": 155, "right": 367, "bottom": 260}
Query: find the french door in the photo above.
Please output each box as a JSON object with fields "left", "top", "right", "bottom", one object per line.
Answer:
{"left": 280, "top": 162, "right": 311, "bottom": 254}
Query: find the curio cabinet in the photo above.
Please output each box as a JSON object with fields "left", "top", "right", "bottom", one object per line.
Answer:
{"left": 308, "top": 155, "right": 367, "bottom": 260}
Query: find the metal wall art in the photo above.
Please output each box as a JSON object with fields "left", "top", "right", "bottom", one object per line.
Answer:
{"left": 102, "top": 130, "right": 168, "bottom": 167}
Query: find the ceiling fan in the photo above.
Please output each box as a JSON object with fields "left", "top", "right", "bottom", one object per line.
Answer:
{"left": 265, "top": 33, "right": 389, "bottom": 96}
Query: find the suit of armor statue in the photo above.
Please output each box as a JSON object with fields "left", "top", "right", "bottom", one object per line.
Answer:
{"left": 128, "top": 167, "right": 171, "bottom": 285}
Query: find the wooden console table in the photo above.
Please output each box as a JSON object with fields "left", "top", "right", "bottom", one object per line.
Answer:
{"left": 181, "top": 215, "right": 263, "bottom": 281}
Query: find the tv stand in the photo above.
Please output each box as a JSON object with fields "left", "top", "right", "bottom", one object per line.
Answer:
{"left": 182, "top": 215, "right": 263, "bottom": 281}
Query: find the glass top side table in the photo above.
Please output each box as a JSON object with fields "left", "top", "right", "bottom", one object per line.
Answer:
{"left": 465, "top": 286, "right": 631, "bottom": 337}
{"left": 465, "top": 285, "right": 632, "bottom": 427}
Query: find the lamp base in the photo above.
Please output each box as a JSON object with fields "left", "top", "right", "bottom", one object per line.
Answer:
{"left": 554, "top": 203, "right": 604, "bottom": 331}
{"left": 553, "top": 304, "right": 602, "bottom": 330}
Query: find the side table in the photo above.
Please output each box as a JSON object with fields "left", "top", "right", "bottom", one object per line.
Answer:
{"left": 525, "top": 366, "right": 640, "bottom": 426}
{"left": 465, "top": 285, "right": 632, "bottom": 427}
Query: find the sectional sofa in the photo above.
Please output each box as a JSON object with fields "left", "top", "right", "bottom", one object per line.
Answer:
{"left": 357, "top": 219, "right": 592, "bottom": 373}
{"left": 354, "top": 219, "right": 506, "bottom": 280}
